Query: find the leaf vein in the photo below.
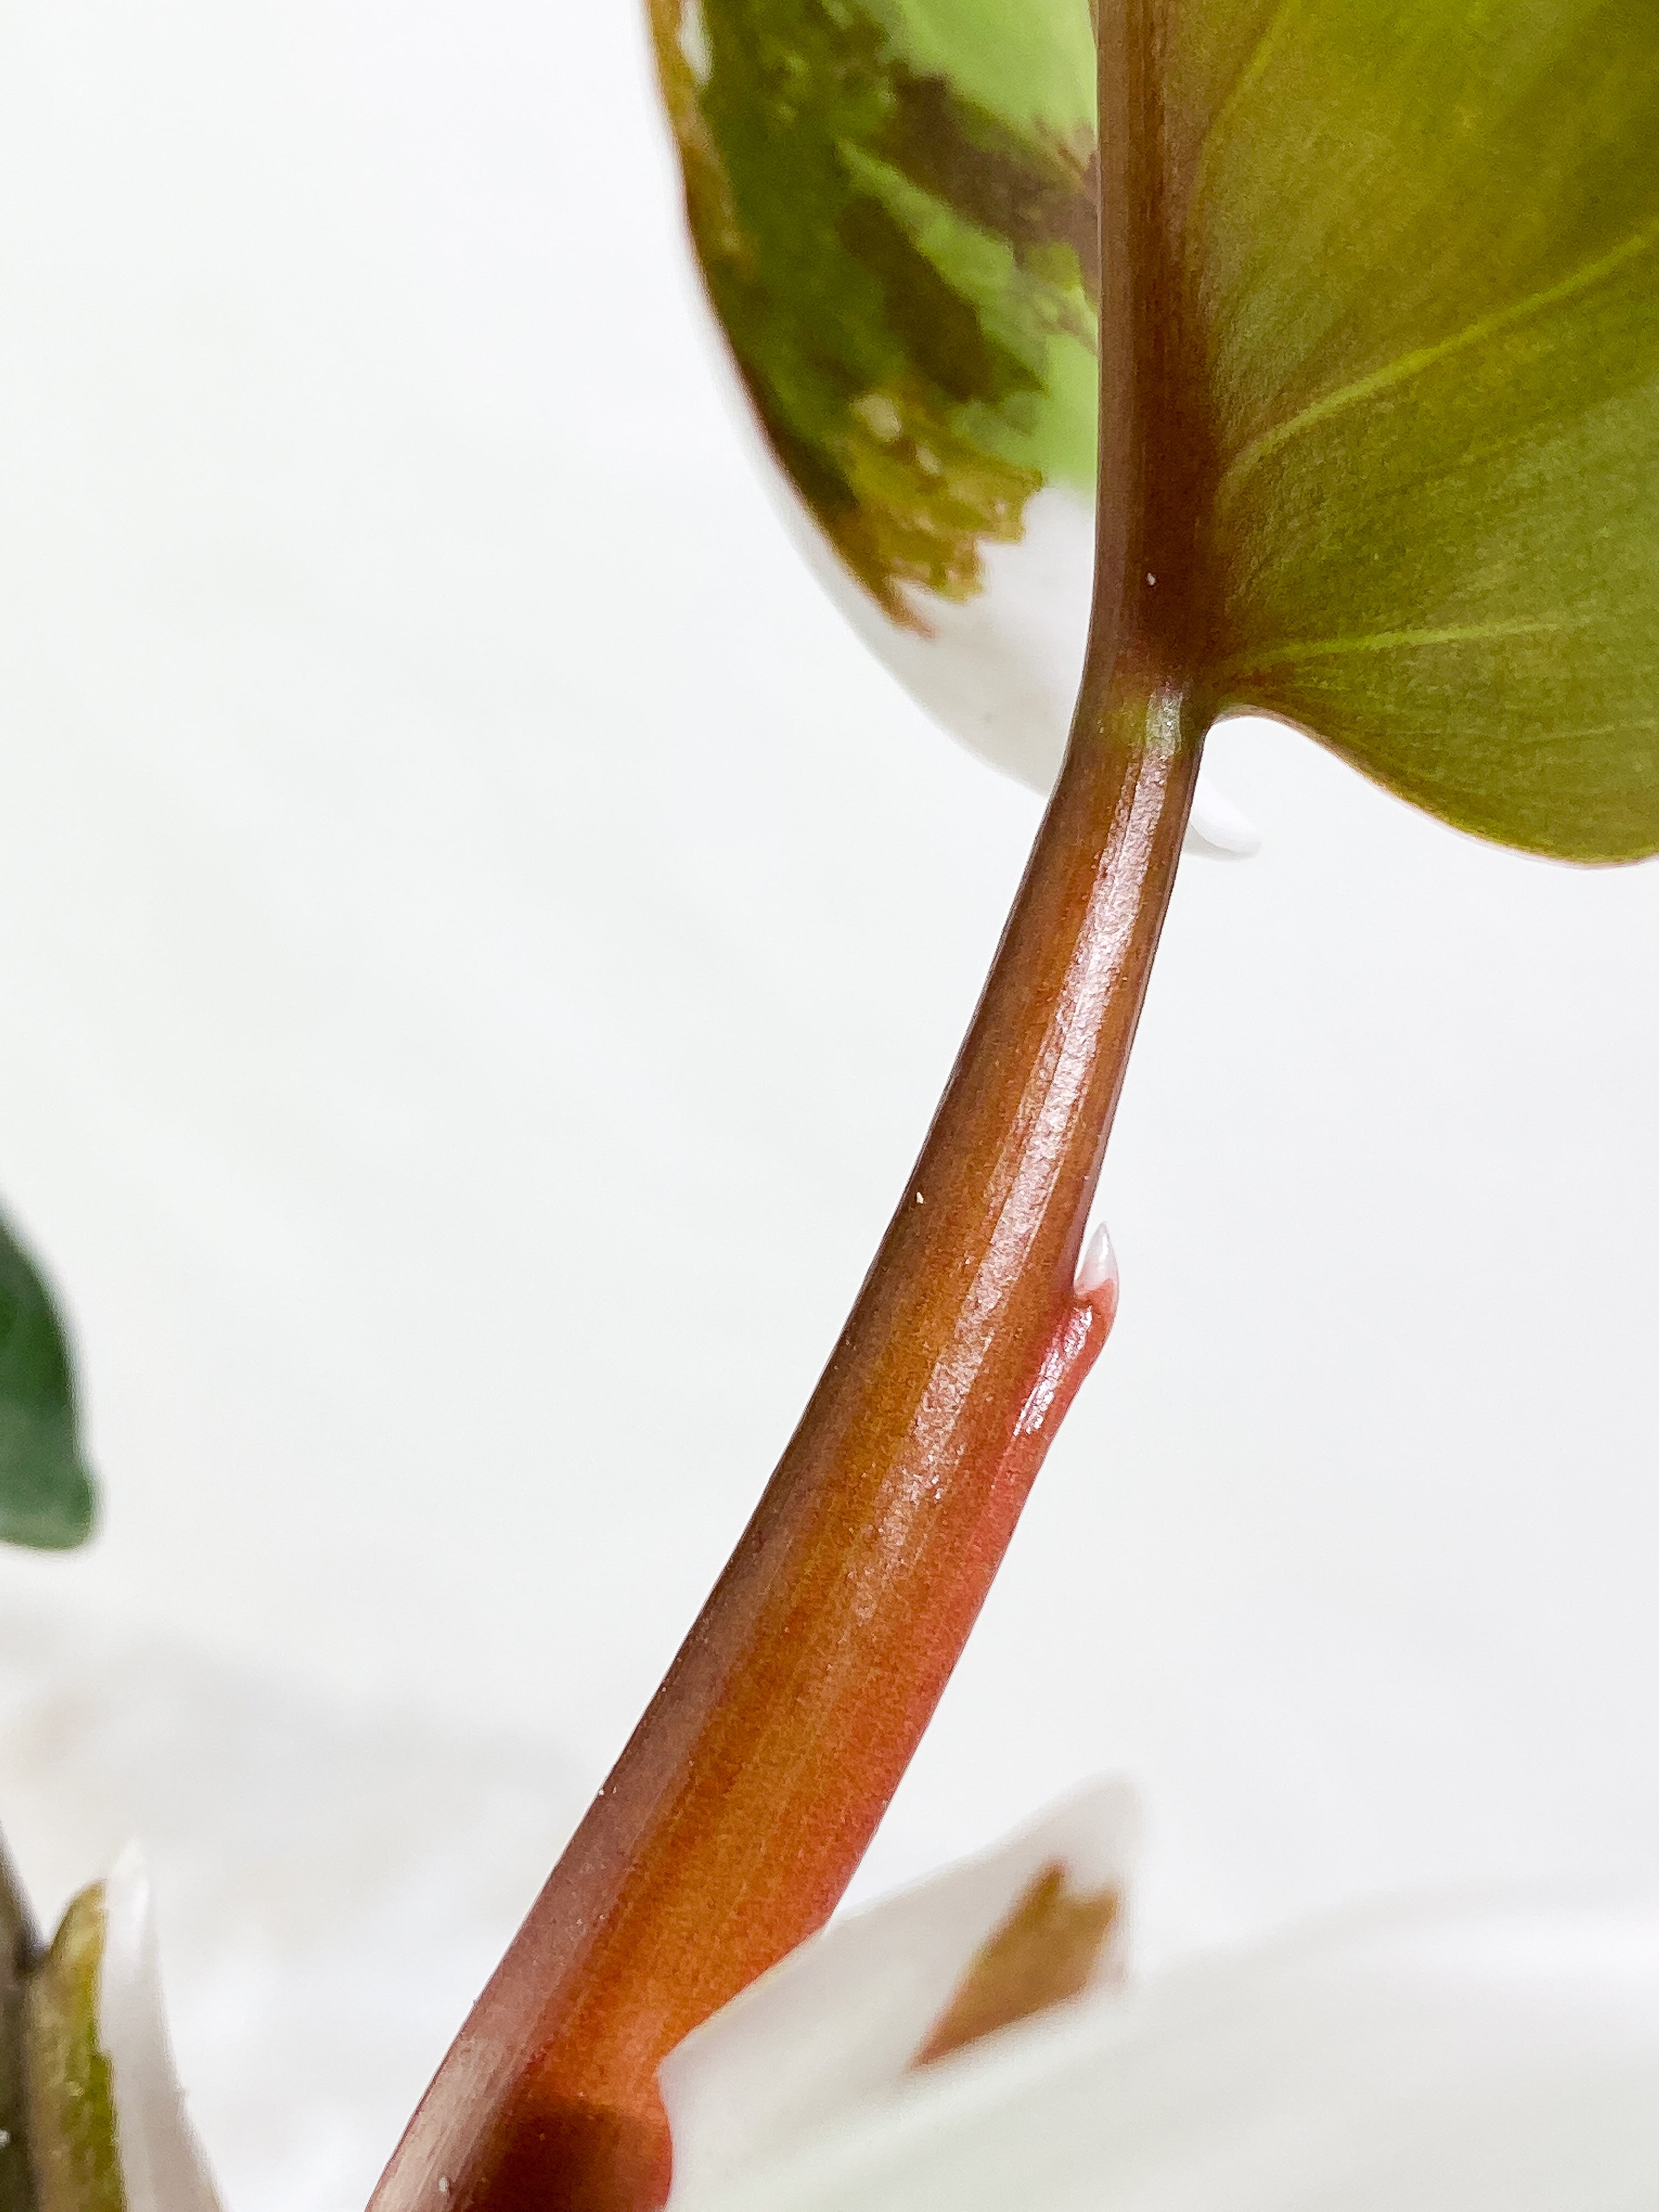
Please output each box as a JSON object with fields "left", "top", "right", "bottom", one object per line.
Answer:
{"left": 1217, "top": 614, "right": 1590, "bottom": 679}
{"left": 1216, "top": 217, "right": 1659, "bottom": 507}
{"left": 1186, "top": 0, "right": 1306, "bottom": 215}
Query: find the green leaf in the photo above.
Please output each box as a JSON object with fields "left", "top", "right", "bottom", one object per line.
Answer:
{"left": 654, "top": 0, "right": 1659, "bottom": 860}
{"left": 0, "top": 1214, "right": 95, "bottom": 1551}
{"left": 647, "top": 0, "right": 1099, "bottom": 617}
{"left": 1177, "top": 0, "right": 1659, "bottom": 860}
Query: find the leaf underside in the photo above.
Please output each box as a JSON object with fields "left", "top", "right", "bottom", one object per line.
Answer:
{"left": 654, "top": 0, "right": 1659, "bottom": 861}
{"left": 1178, "top": 0, "right": 1659, "bottom": 860}
{"left": 0, "top": 1214, "right": 95, "bottom": 1551}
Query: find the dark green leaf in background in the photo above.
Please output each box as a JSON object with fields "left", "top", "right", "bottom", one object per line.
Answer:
{"left": 0, "top": 1214, "right": 95, "bottom": 1551}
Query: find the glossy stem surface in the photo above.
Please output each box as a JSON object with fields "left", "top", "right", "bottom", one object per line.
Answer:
{"left": 368, "top": 7, "right": 1205, "bottom": 2208}
{"left": 368, "top": 681, "right": 1200, "bottom": 2212}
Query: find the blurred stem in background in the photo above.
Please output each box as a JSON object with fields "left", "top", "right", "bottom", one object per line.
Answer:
{"left": 0, "top": 1838, "right": 40, "bottom": 2212}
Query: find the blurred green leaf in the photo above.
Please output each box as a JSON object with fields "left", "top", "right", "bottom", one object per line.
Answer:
{"left": 0, "top": 1214, "right": 95, "bottom": 1551}
{"left": 22, "top": 1888, "right": 120, "bottom": 2212}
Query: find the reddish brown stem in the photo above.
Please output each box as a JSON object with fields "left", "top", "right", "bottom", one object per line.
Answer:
{"left": 368, "top": 5, "right": 1207, "bottom": 2208}
{"left": 366, "top": 674, "right": 1201, "bottom": 2212}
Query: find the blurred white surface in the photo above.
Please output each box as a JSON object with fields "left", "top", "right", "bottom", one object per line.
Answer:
{"left": 0, "top": 1592, "right": 582, "bottom": 2212}
{"left": 0, "top": 0, "right": 1655, "bottom": 2199}
{"left": 662, "top": 1779, "right": 1137, "bottom": 2204}
{"left": 670, "top": 1858, "right": 1659, "bottom": 2212}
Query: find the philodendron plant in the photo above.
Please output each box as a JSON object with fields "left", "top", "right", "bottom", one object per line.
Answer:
{"left": 3, "top": 4, "right": 1657, "bottom": 2211}
{"left": 353, "top": 6, "right": 1659, "bottom": 2211}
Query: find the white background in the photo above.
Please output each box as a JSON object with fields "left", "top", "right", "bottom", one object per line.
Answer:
{"left": 0, "top": 2, "right": 1654, "bottom": 2205}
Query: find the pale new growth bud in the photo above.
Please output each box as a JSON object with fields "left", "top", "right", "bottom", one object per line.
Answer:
{"left": 99, "top": 1842, "right": 224, "bottom": 2212}
{"left": 1074, "top": 1222, "right": 1119, "bottom": 1303}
